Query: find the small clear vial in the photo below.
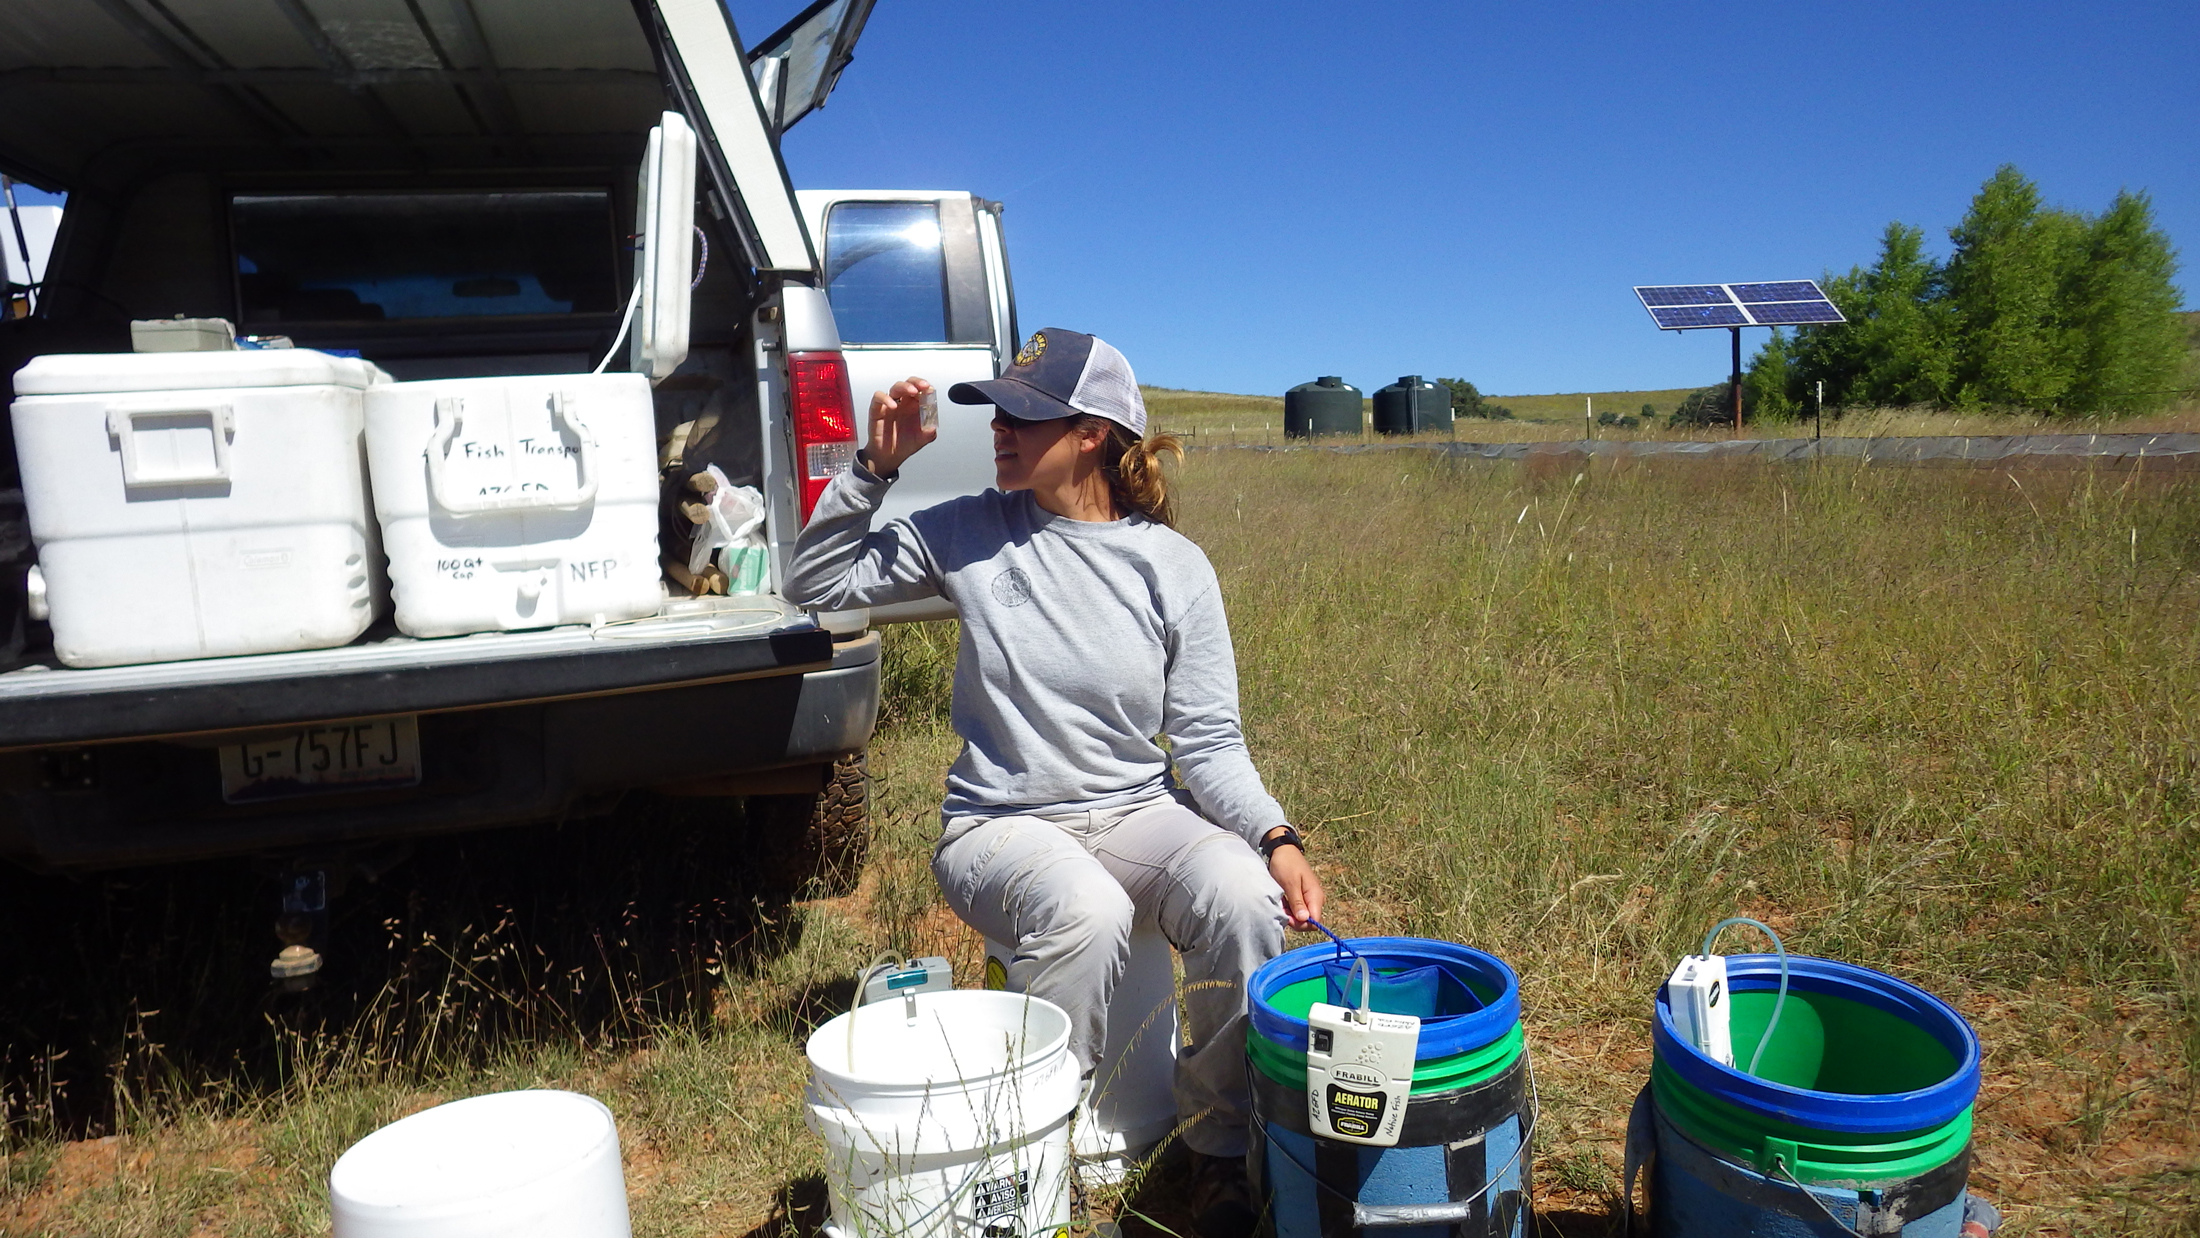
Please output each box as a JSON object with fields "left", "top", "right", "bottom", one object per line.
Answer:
{"left": 919, "top": 389, "right": 938, "bottom": 432}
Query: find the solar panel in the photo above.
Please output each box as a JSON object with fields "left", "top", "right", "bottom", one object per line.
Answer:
{"left": 1729, "top": 281, "right": 1820, "bottom": 304}
{"left": 1637, "top": 285, "right": 1733, "bottom": 307}
{"left": 1745, "top": 301, "right": 1845, "bottom": 325}
{"left": 1652, "top": 304, "right": 1748, "bottom": 329}
{"left": 1634, "top": 280, "right": 1846, "bottom": 330}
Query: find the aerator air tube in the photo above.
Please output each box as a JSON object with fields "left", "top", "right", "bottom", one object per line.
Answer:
{"left": 1701, "top": 916, "right": 1789, "bottom": 1078}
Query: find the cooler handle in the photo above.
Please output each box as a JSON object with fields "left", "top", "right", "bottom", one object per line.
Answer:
{"left": 426, "top": 390, "right": 599, "bottom": 515}
{"left": 106, "top": 405, "right": 234, "bottom": 487}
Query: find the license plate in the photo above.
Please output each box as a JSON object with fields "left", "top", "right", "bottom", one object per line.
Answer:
{"left": 218, "top": 716, "right": 422, "bottom": 803}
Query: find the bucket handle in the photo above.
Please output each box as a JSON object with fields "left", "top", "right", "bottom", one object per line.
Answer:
{"left": 1768, "top": 1155, "right": 1871, "bottom": 1238}
{"left": 1309, "top": 919, "right": 1360, "bottom": 967}
{"left": 1310, "top": 920, "right": 1376, "bottom": 1022}
{"left": 425, "top": 391, "right": 600, "bottom": 515}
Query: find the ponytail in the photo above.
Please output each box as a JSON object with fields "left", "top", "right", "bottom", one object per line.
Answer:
{"left": 1075, "top": 416, "right": 1184, "bottom": 527}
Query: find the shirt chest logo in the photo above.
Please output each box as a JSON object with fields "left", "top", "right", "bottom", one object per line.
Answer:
{"left": 991, "top": 567, "right": 1035, "bottom": 607}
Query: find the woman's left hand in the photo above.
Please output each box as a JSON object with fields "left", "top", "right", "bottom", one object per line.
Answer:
{"left": 1267, "top": 839, "right": 1325, "bottom": 930}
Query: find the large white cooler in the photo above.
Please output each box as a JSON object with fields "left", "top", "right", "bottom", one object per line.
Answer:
{"left": 10, "top": 350, "right": 389, "bottom": 668}
{"left": 364, "top": 374, "right": 663, "bottom": 637}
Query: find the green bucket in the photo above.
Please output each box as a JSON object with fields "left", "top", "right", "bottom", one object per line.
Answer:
{"left": 1248, "top": 968, "right": 1523, "bottom": 1094}
{"left": 1649, "top": 1058, "right": 1972, "bottom": 1183}
{"left": 1249, "top": 1020, "right": 1525, "bottom": 1094}
{"left": 1652, "top": 983, "right": 1976, "bottom": 1184}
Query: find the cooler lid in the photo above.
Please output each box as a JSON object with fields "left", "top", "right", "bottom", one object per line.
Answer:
{"left": 12, "top": 350, "right": 391, "bottom": 397}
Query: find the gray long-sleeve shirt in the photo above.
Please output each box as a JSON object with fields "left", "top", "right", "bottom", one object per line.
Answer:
{"left": 785, "top": 465, "right": 1288, "bottom": 846}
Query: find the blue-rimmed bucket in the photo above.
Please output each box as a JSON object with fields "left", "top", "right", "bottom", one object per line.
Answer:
{"left": 1248, "top": 937, "right": 1532, "bottom": 1238}
{"left": 1625, "top": 955, "right": 1986, "bottom": 1237}
{"left": 1249, "top": 937, "right": 1520, "bottom": 1063}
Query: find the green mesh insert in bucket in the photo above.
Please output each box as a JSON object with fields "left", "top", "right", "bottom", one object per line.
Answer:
{"left": 1651, "top": 1057, "right": 1971, "bottom": 1183}
{"left": 1248, "top": 1020, "right": 1525, "bottom": 1095}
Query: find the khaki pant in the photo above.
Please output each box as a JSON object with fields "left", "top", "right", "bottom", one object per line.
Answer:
{"left": 933, "top": 793, "right": 1286, "bottom": 1157}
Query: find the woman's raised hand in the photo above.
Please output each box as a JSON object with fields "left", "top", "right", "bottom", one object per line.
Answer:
{"left": 865, "top": 377, "right": 936, "bottom": 477}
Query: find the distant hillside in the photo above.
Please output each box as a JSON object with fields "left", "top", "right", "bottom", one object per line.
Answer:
{"left": 1140, "top": 384, "right": 1710, "bottom": 432}
{"left": 1482, "top": 388, "right": 1703, "bottom": 423}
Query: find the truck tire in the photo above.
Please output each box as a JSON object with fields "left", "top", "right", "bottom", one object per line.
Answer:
{"left": 750, "top": 751, "right": 870, "bottom": 896}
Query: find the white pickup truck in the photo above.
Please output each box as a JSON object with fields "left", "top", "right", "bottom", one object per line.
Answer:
{"left": 0, "top": 0, "right": 1012, "bottom": 912}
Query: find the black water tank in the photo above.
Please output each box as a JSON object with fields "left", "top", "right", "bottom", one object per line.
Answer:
{"left": 1284, "top": 376, "right": 1363, "bottom": 438}
{"left": 1373, "top": 376, "right": 1453, "bottom": 436}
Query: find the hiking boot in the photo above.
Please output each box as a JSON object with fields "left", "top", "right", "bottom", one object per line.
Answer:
{"left": 1187, "top": 1150, "right": 1258, "bottom": 1238}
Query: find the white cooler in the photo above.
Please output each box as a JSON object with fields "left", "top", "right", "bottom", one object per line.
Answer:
{"left": 364, "top": 374, "right": 663, "bottom": 637}
{"left": 9, "top": 350, "right": 389, "bottom": 668}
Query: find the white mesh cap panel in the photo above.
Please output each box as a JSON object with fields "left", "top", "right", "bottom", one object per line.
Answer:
{"left": 1066, "top": 336, "right": 1147, "bottom": 436}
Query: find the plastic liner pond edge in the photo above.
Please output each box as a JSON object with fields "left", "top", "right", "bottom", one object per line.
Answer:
{"left": 1223, "top": 431, "right": 2200, "bottom": 469}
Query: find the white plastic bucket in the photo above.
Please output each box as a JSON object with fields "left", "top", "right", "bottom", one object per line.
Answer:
{"left": 328, "top": 1089, "right": 630, "bottom": 1238}
{"left": 985, "top": 927, "right": 1179, "bottom": 1182}
{"left": 805, "top": 990, "right": 1079, "bottom": 1238}
{"left": 363, "top": 373, "right": 663, "bottom": 637}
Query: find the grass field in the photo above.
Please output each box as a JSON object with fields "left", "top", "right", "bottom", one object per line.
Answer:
{"left": 1144, "top": 385, "right": 2200, "bottom": 446}
{"left": 4, "top": 450, "right": 2198, "bottom": 1236}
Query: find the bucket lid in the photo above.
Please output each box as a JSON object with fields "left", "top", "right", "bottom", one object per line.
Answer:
{"left": 328, "top": 1089, "right": 619, "bottom": 1213}
{"left": 1248, "top": 937, "right": 1520, "bottom": 1060}
{"left": 1652, "top": 955, "right": 1980, "bottom": 1135}
{"left": 13, "top": 349, "right": 390, "bottom": 396}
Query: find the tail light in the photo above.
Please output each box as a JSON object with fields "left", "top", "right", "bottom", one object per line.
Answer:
{"left": 788, "top": 350, "right": 857, "bottom": 523}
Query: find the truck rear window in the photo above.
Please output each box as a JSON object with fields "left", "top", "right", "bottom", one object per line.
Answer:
{"left": 824, "top": 201, "right": 950, "bottom": 344}
{"left": 231, "top": 191, "right": 621, "bottom": 325}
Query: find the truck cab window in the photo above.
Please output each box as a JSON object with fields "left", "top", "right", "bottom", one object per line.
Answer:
{"left": 824, "top": 202, "right": 948, "bottom": 344}
{"left": 231, "top": 191, "right": 619, "bottom": 326}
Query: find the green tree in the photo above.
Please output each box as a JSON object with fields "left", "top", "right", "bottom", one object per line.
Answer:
{"left": 1785, "top": 223, "right": 1953, "bottom": 408}
{"left": 1669, "top": 383, "right": 1753, "bottom": 427}
{"left": 1744, "top": 331, "right": 1797, "bottom": 419}
{"left": 1435, "top": 377, "right": 1500, "bottom": 419}
{"left": 1942, "top": 165, "right": 2090, "bottom": 410}
{"left": 2059, "top": 190, "right": 2187, "bottom": 414}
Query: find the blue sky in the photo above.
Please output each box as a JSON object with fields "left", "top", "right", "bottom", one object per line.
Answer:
{"left": 11, "top": 3, "right": 2188, "bottom": 397}
{"left": 736, "top": 0, "right": 2197, "bottom": 397}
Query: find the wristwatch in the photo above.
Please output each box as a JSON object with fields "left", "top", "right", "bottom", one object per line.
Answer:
{"left": 1258, "top": 826, "right": 1304, "bottom": 860}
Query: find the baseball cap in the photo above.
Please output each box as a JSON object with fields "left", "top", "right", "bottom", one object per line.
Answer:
{"left": 948, "top": 328, "right": 1147, "bottom": 436}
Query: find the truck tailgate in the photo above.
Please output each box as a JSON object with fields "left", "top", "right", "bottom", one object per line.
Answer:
{"left": 0, "top": 603, "right": 830, "bottom": 749}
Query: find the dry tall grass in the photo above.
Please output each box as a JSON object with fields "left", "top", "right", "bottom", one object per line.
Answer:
{"left": 872, "top": 451, "right": 2200, "bottom": 1235}
{"left": 1145, "top": 385, "right": 2200, "bottom": 447}
{"left": 4, "top": 452, "right": 2196, "bottom": 1237}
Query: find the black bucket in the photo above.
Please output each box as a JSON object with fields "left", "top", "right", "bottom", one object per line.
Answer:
{"left": 1250, "top": 1050, "right": 1533, "bottom": 1238}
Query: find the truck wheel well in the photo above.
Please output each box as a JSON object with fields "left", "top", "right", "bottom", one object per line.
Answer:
{"left": 748, "top": 750, "right": 868, "bottom": 896}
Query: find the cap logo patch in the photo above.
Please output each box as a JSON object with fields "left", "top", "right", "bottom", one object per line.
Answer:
{"left": 1015, "top": 333, "right": 1047, "bottom": 368}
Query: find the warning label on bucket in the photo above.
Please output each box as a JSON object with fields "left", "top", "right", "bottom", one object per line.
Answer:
{"left": 972, "top": 1170, "right": 1030, "bottom": 1219}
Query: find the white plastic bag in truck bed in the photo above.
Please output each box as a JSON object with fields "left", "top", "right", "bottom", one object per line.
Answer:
{"left": 364, "top": 373, "right": 663, "bottom": 638}
{"left": 10, "top": 349, "right": 390, "bottom": 668}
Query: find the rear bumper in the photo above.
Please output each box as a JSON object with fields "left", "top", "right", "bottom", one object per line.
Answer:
{"left": 0, "top": 632, "right": 880, "bottom": 869}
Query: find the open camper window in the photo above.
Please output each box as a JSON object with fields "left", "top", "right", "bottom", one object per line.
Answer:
{"left": 230, "top": 191, "right": 622, "bottom": 327}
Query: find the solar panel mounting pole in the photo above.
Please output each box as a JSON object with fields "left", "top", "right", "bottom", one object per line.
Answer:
{"left": 1730, "top": 326, "right": 1742, "bottom": 435}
